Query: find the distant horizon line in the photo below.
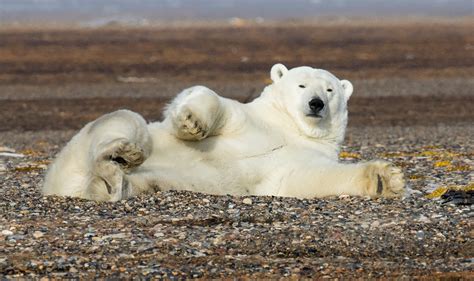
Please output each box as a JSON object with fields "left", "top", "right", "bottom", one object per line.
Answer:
{"left": 1, "top": 16, "right": 472, "bottom": 30}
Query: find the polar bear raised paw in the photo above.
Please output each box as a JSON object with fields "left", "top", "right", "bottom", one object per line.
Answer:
{"left": 171, "top": 106, "right": 211, "bottom": 140}
{"left": 364, "top": 160, "right": 405, "bottom": 198}
{"left": 167, "top": 86, "right": 222, "bottom": 141}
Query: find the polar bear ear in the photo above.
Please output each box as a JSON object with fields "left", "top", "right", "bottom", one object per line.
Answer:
{"left": 340, "top": 80, "right": 353, "bottom": 101}
{"left": 270, "top": 63, "right": 288, "bottom": 83}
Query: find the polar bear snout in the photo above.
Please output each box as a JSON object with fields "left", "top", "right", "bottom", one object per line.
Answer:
{"left": 308, "top": 97, "right": 325, "bottom": 117}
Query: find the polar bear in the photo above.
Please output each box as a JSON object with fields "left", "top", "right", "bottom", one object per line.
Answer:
{"left": 43, "top": 64, "right": 405, "bottom": 201}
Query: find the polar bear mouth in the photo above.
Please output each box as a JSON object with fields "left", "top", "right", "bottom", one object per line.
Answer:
{"left": 306, "top": 113, "right": 322, "bottom": 118}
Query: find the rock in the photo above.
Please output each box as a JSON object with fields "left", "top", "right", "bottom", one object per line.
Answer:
{"left": 32, "top": 231, "right": 44, "bottom": 238}
{"left": 416, "top": 230, "right": 425, "bottom": 240}
{"left": 1, "top": 230, "right": 13, "bottom": 236}
{"left": 370, "top": 221, "right": 380, "bottom": 228}
{"left": 417, "top": 215, "right": 431, "bottom": 223}
{"left": 0, "top": 152, "right": 25, "bottom": 158}
{"left": 242, "top": 198, "right": 253, "bottom": 205}
{"left": 0, "top": 146, "right": 16, "bottom": 153}
{"left": 101, "top": 233, "right": 128, "bottom": 240}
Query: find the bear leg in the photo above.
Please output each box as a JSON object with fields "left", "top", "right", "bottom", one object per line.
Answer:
{"left": 43, "top": 110, "right": 152, "bottom": 201}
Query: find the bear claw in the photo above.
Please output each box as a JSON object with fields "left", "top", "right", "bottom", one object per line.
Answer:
{"left": 376, "top": 175, "right": 383, "bottom": 194}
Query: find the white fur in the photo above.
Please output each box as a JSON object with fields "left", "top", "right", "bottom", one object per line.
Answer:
{"left": 43, "top": 64, "right": 405, "bottom": 201}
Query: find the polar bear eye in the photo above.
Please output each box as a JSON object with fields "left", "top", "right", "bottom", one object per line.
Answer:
{"left": 299, "top": 85, "right": 306, "bottom": 89}
{"left": 327, "top": 88, "right": 333, "bottom": 92}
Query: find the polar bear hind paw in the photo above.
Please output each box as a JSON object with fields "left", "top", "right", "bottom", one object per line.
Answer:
{"left": 90, "top": 138, "right": 146, "bottom": 201}
{"left": 102, "top": 139, "right": 147, "bottom": 171}
{"left": 365, "top": 160, "right": 405, "bottom": 198}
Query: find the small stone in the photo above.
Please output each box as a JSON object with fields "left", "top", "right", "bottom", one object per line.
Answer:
{"left": 0, "top": 152, "right": 24, "bottom": 158}
{"left": 242, "top": 198, "right": 253, "bottom": 205}
{"left": 202, "top": 199, "right": 210, "bottom": 203}
{"left": 154, "top": 232, "right": 165, "bottom": 238}
{"left": 69, "top": 267, "right": 78, "bottom": 273}
{"left": 370, "top": 221, "right": 380, "bottom": 228}
{"left": 32, "top": 231, "right": 44, "bottom": 238}
{"left": 417, "top": 215, "right": 431, "bottom": 223}
{"left": 1, "top": 230, "right": 13, "bottom": 236}
{"left": 0, "top": 146, "right": 15, "bottom": 153}
{"left": 100, "top": 233, "right": 127, "bottom": 240}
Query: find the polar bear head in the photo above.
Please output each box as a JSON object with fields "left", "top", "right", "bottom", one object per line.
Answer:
{"left": 266, "top": 63, "right": 353, "bottom": 144}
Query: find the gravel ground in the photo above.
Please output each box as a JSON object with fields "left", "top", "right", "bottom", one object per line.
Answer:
{"left": 1, "top": 125, "right": 472, "bottom": 279}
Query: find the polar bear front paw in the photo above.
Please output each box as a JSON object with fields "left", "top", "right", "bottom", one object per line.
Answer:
{"left": 167, "top": 86, "right": 222, "bottom": 141}
{"left": 171, "top": 106, "right": 210, "bottom": 141}
{"left": 365, "top": 160, "right": 405, "bottom": 198}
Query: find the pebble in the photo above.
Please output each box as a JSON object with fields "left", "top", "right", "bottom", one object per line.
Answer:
{"left": 1, "top": 230, "right": 13, "bottom": 236}
{"left": 0, "top": 152, "right": 25, "bottom": 158}
{"left": 242, "top": 198, "right": 253, "bottom": 205}
{"left": 416, "top": 230, "right": 425, "bottom": 240}
{"left": 32, "top": 231, "right": 44, "bottom": 238}
{"left": 370, "top": 221, "right": 380, "bottom": 228}
{"left": 101, "top": 233, "right": 128, "bottom": 240}
{"left": 417, "top": 215, "right": 431, "bottom": 223}
{"left": 0, "top": 146, "right": 16, "bottom": 153}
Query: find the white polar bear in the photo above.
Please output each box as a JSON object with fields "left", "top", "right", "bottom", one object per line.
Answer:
{"left": 43, "top": 64, "right": 405, "bottom": 202}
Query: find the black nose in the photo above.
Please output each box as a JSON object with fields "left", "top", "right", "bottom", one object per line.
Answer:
{"left": 309, "top": 98, "right": 324, "bottom": 114}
